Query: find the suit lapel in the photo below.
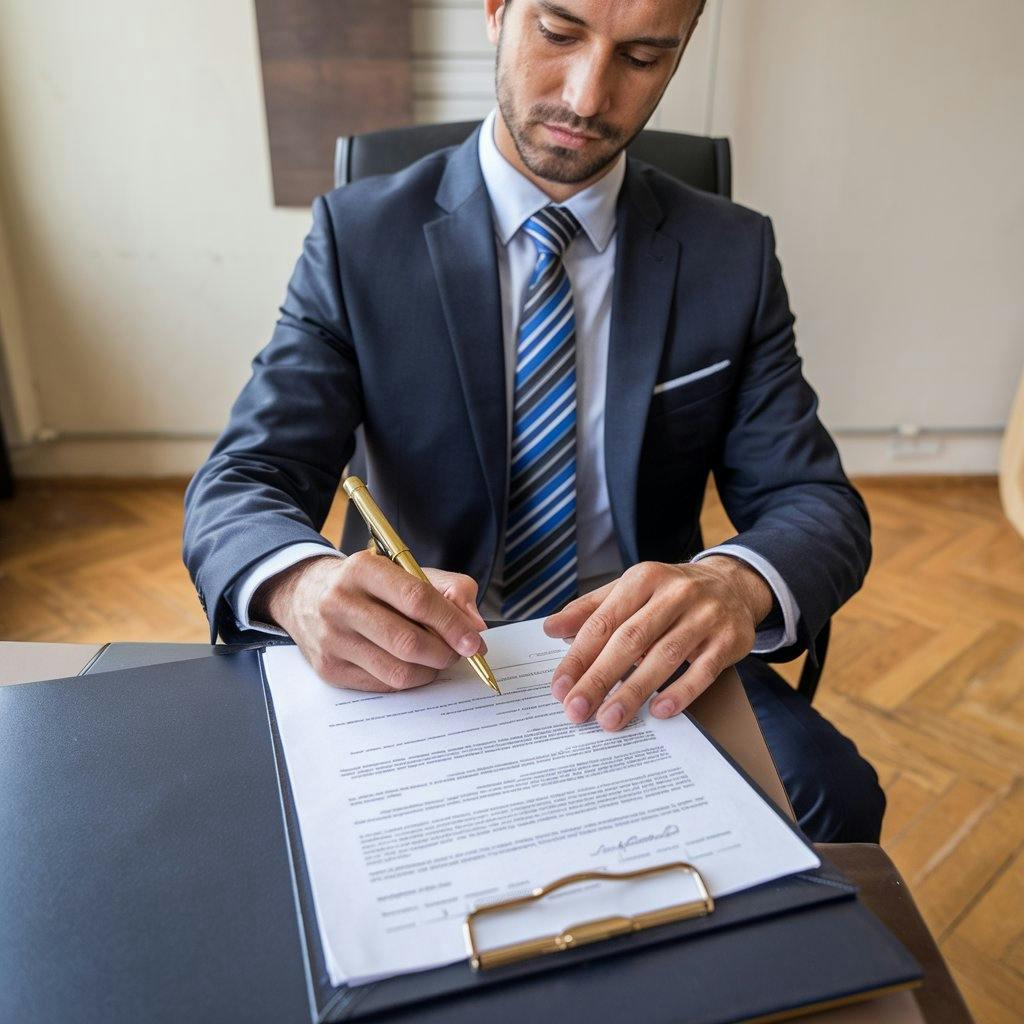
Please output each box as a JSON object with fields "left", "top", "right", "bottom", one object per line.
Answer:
{"left": 424, "top": 131, "right": 507, "bottom": 570}
{"left": 605, "top": 164, "right": 680, "bottom": 566}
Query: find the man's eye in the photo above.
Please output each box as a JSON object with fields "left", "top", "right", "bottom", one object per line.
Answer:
{"left": 538, "top": 22, "right": 573, "bottom": 45}
{"left": 624, "top": 53, "right": 658, "bottom": 70}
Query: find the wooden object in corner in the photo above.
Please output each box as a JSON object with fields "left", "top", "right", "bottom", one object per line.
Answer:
{"left": 1000, "top": 368, "right": 1024, "bottom": 538}
{"left": 254, "top": 0, "right": 413, "bottom": 207}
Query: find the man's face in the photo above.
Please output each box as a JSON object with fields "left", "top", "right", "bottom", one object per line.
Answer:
{"left": 486, "top": 0, "right": 701, "bottom": 189}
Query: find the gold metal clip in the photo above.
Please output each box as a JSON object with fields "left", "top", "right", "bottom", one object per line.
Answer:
{"left": 464, "top": 861, "right": 714, "bottom": 971}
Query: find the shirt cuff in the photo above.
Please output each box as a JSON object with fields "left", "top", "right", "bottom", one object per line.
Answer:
{"left": 229, "top": 543, "right": 346, "bottom": 636}
{"left": 690, "top": 544, "right": 800, "bottom": 654}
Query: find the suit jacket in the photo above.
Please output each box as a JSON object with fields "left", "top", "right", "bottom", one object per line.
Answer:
{"left": 183, "top": 127, "right": 870, "bottom": 658}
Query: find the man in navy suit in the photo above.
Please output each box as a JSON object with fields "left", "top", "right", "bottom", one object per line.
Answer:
{"left": 184, "top": 0, "right": 884, "bottom": 841}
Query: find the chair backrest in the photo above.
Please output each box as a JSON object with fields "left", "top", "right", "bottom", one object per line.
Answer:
{"left": 335, "top": 120, "right": 731, "bottom": 198}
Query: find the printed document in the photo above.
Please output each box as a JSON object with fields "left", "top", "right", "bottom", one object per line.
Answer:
{"left": 263, "top": 618, "right": 819, "bottom": 986}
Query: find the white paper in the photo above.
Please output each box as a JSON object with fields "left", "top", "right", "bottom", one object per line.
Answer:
{"left": 263, "top": 618, "right": 819, "bottom": 986}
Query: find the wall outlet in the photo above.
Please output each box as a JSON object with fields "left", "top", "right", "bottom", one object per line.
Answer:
{"left": 889, "top": 435, "right": 944, "bottom": 459}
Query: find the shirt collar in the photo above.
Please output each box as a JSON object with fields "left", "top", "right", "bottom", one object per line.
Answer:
{"left": 477, "top": 109, "right": 625, "bottom": 254}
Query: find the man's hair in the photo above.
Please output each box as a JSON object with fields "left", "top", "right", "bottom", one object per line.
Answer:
{"left": 505, "top": 0, "right": 708, "bottom": 16}
{"left": 501, "top": 0, "right": 708, "bottom": 43}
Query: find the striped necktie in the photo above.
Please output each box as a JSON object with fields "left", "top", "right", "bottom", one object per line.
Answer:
{"left": 501, "top": 205, "right": 581, "bottom": 621}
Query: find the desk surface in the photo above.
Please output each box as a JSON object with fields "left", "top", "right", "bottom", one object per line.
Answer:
{"left": 0, "top": 641, "right": 971, "bottom": 1024}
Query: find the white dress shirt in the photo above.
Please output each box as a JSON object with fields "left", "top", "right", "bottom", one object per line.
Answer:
{"left": 230, "top": 110, "right": 799, "bottom": 653}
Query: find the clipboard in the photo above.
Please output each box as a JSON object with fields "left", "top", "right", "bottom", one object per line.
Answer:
{"left": 0, "top": 643, "right": 923, "bottom": 1024}
{"left": 252, "top": 647, "right": 922, "bottom": 1024}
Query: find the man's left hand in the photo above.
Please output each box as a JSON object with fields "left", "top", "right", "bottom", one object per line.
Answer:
{"left": 543, "top": 557, "right": 774, "bottom": 731}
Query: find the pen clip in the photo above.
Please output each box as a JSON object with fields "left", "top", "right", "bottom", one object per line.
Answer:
{"left": 367, "top": 524, "right": 392, "bottom": 559}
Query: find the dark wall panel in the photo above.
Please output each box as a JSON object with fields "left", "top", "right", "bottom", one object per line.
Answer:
{"left": 255, "top": 0, "right": 413, "bottom": 207}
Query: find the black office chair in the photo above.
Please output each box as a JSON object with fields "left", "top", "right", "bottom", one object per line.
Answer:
{"left": 332, "top": 120, "right": 828, "bottom": 702}
{"left": 336, "top": 120, "right": 731, "bottom": 196}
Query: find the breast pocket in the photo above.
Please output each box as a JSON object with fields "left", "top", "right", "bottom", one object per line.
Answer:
{"left": 646, "top": 359, "right": 733, "bottom": 455}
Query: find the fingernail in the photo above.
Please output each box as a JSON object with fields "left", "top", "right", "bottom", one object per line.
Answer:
{"left": 458, "top": 633, "right": 480, "bottom": 656}
{"left": 651, "top": 698, "right": 675, "bottom": 718}
{"left": 479, "top": 638, "right": 488, "bottom": 655}
{"left": 598, "top": 703, "right": 624, "bottom": 729}
{"left": 567, "top": 695, "right": 590, "bottom": 722}
{"left": 552, "top": 675, "right": 573, "bottom": 701}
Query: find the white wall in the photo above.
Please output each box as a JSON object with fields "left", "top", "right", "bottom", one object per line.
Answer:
{"left": 0, "top": 1, "right": 310, "bottom": 474}
{"left": 696, "top": 0, "right": 1024, "bottom": 474}
{"left": 1, "top": 0, "right": 1021, "bottom": 477}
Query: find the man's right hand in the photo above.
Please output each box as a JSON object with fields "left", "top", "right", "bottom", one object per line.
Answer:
{"left": 251, "top": 551, "right": 487, "bottom": 692}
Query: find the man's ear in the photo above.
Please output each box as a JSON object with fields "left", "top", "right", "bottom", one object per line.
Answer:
{"left": 484, "top": 0, "right": 507, "bottom": 47}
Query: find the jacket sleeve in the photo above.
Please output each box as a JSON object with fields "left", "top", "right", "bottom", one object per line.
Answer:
{"left": 183, "top": 195, "right": 362, "bottom": 643}
{"left": 710, "top": 216, "right": 871, "bottom": 663}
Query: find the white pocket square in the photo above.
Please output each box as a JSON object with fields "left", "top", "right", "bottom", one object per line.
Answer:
{"left": 652, "top": 359, "right": 731, "bottom": 396}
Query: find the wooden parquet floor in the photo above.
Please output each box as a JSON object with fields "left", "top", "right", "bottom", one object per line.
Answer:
{"left": 2, "top": 475, "right": 1023, "bottom": 1021}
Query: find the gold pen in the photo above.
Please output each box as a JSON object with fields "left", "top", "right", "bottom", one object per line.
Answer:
{"left": 342, "top": 476, "right": 501, "bottom": 695}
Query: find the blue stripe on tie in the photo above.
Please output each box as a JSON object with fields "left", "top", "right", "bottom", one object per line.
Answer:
{"left": 505, "top": 495, "right": 575, "bottom": 567}
{"left": 525, "top": 260, "right": 562, "bottom": 309}
{"left": 509, "top": 434, "right": 573, "bottom": 504}
{"left": 506, "top": 463, "right": 575, "bottom": 535}
{"left": 517, "top": 294, "right": 573, "bottom": 364}
{"left": 505, "top": 554, "right": 579, "bottom": 619}
{"left": 511, "top": 376, "right": 574, "bottom": 450}
{"left": 525, "top": 225, "right": 560, "bottom": 252}
{"left": 511, "top": 406, "right": 575, "bottom": 477}
{"left": 505, "top": 509, "right": 575, "bottom": 578}
{"left": 542, "top": 208, "right": 576, "bottom": 248}
{"left": 517, "top": 321, "right": 573, "bottom": 386}
{"left": 529, "top": 252, "right": 556, "bottom": 284}
{"left": 525, "top": 220, "right": 565, "bottom": 252}
{"left": 512, "top": 399, "right": 575, "bottom": 470}
{"left": 508, "top": 459, "right": 575, "bottom": 521}
{"left": 532, "top": 575, "right": 579, "bottom": 617}
{"left": 504, "top": 526, "right": 575, "bottom": 597}
{"left": 519, "top": 279, "right": 572, "bottom": 342}
{"left": 501, "top": 545, "right": 577, "bottom": 611}
{"left": 514, "top": 347, "right": 573, "bottom": 413}
{"left": 519, "top": 276, "right": 571, "bottom": 339}
{"left": 516, "top": 316, "right": 575, "bottom": 388}
{"left": 511, "top": 394, "right": 574, "bottom": 468}
{"left": 504, "top": 497, "right": 574, "bottom": 566}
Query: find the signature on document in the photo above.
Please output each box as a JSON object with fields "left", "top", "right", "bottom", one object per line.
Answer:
{"left": 589, "top": 823, "right": 680, "bottom": 857}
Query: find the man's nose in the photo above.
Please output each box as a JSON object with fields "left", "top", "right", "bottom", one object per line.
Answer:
{"left": 561, "top": 53, "right": 612, "bottom": 121}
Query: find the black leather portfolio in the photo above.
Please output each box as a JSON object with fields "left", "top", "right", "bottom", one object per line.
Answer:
{"left": 0, "top": 645, "right": 922, "bottom": 1024}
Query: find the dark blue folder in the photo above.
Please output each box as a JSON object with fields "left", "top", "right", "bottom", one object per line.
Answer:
{"left": 0, "top": 645, "right": 921, "bottom": 1023}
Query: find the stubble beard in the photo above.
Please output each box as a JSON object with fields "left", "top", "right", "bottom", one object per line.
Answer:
{"left": 495, "top": 37, "right": 638, "bottom": 185}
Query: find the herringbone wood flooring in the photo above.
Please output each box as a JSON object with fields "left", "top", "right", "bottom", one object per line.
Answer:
{"left": 1, "top": 476, "right": 1022, "bottom": 1021}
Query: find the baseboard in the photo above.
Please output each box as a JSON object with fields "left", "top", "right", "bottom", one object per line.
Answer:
{"left": 834, "top": 433, "right": 1002, "bottom": 476}
{"left": 9, "top": 433, "right": 1002, "bottom": 479}
{"left": 11, "top": 439, "right": 214, "bottom": 478}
